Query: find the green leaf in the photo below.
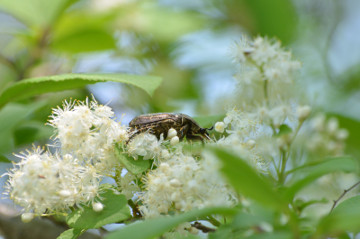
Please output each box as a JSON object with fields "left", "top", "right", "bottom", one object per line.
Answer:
{"left": 51, "top": 11, "right": 116, "bottom": 53}
{"left": 0, "top": 73, "right": 162, "bottom": 108}
{"left": 115, "top": 144, "right": 151, "bottom": 175}
{"left": 285, "top": 156, "right": 358, "bottom": 200}
{"left": 0, "top": 0, "right": 76, "bottom": 27}
{"left": 57, "top": 228, "right": 84, "bottom": 239}
{"left": 51, "top": 29, "right": 116, "bottom": 53}
{"left": 316, "top": 195, "right": 360, "bottom": 236}
{"left": 0, "top": 155, "right": 11, "bottom": 163}
{"left": 334, "top": 114, "right": 360, "bottom": 157}
{"left": 105, "top": 207, "right": 238, "bottom": 239}
{"left": 0, "top": 101, "right": 46, "bottom": 154}
{"left": 193, "top": 114, "right": 225, "bottom": 128}
{"left": 118, "top": 4, "right": 205, "bottom": 43}
{"left": 66, "top": 189, "right": 130, "bottom": 229}
{"left": 210, "top": 147, "right": 287, "bottom": 210}
{"left": 243, "top": 0, "right": 296, "bottom": 44}
{"left": 246, "top": 232, "right": 293, "bottom": 239}
{"left": 14, "top": 121, "right": 53, "bottom": 146}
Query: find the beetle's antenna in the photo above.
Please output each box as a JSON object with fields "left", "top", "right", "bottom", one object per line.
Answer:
{"left": 207, "top": 126, "right": 214, "bottom": 131}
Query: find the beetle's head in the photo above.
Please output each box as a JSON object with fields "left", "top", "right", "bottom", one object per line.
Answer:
{"left": 199, "top": 126, "right": 214, "bottom": 140}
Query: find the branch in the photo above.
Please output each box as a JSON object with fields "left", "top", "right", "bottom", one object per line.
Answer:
{"left": 330, "top": 180, "right": 360, "bottom": 213}
{"left": 191, "top": 221, "right": 216, "bottom": 233}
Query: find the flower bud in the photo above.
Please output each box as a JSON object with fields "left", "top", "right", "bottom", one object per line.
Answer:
{"left": 215, "top": 122, "right": 225, "bottom": 133}
{"left": 336, "top": 129, "right": 349, "bottom": 140}
{"left": 169, "top": 179, "right": 181, "bottom": 187}
{"left": 246, "top": 139, "right": 256, "bottom": 148}
{"left": 59, "top": 190, "right": 71, "bottom": 197}
{"left": 296, "top": 105, "right": 311, "bottom": 121}
{"left": 167, "top": 128, "right": 177, "bottom": 139}
{"left": 327, "top": 118, "right": 339, "bottom": 134}
{"left": 170, "top": 136, "right": 179, "bottom": 146}
{"left": 93, "top": 202, "right": 104, "bottom": 212}
{"left": 259, "top": 222, "right": 273, "bottom": 232}
{"left": 21, "top": 213, "right": 35, "bottom": 223}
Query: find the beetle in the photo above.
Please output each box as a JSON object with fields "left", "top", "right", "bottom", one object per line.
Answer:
{"left": 128, "top": 113, "right": 213, "bottom": 142}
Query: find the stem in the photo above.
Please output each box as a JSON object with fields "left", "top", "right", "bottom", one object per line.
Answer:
{"left": 263, "top": 78, "right": 269, "bottom": 106}
{"left": 278, "top": 120, "right": 305, "bottom": 183}
{"left": 278, "top": 149, "right": 287, "bottom": 184}
{"left": 330, "top": 180, "right": 360, "bottom": 213}
{"left": 207, "top": 215, "right": 221, "bottom": 227}
{"left": 113, "top": 167, "right": 122, "bottom": 190}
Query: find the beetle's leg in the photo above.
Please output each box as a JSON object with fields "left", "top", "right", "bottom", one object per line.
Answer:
{"left": 127, "top": 125, "right": 155, "bottom": 143}
{"left": 126, "top": 129, "right": 139, "bottom": 144}
{"left": 178, "top": 124, "right": 190, "bottom": 140}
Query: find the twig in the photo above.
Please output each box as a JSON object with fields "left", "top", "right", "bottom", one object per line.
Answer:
{"left": 191, "top": 221, "right": 216, "bottom": 233}
{"left": 330, "top": 180, "right": 360, "bottom": 213}
{"left": 0, "top": 54, "right": 18, "bottom": 72}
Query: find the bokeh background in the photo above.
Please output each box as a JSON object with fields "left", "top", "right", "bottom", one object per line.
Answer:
{"left": 0, "top": 0, "right": 360, "bottom": 238}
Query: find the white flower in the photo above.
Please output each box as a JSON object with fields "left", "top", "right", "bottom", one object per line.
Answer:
{"left": 127, "top": 133, "right": 164, "bottom": 160}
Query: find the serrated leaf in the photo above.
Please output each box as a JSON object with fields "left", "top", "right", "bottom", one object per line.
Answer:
{"left": 316, "top": 195, "right": 360, "bottom": 236}
{"left": 0, "top": 73, "right": 162, "bottom": 108}
{"left": 57, "top": 228, "right": 84, "bottom": 239}
{"left": 105, "top": 207, "right": 237, "bottom": 239}
{"left": 210, "top": 147, "right": 287, "bottom": 210}
{"left": 66, "top": 189, "right": 130, "bottom": 229}
{"left": 115, "top": 144, "right": 151, "bottom": 175}
{"left": 285, "top": 156, "right": 358, "bottom": 200}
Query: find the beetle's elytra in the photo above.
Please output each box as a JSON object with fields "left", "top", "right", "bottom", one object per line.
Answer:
{"left": 128, "top": 113, "right": 213, "bottom": 142}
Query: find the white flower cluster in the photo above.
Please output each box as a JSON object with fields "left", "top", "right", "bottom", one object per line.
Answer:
{"left": 139, "top": 151, "right": 236, "bottom": 218}
{"left": 213, "top": 37, "right": 313, "bottom": 174}
{"left": 5, "top": 98, "right": 131, "bottom": 219}
{"left": 231, "top": 36, "right": 301, "bottom": 126}
{"left": 48, "top": 98, "right": 129, "bottom": 174}
{"left": 4, "top": 148, "right": 101, "bottom": 216}
{"left": 215, "top": 109, "right": 267, "bottom": 172}
{"left": 306, "top": 114, "right": 348, "bottom": 156}
{"left": 233, "top": 36, "right": 301, "bottom": 85}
